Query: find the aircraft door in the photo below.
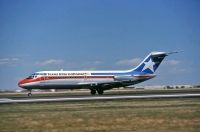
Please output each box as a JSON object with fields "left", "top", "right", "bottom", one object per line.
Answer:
{"left": 39, "top": 76, "right": 46, "bottom": 86}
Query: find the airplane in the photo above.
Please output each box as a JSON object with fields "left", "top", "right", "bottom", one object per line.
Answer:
{"left": 18, "top": 51, "right": 178, "bottom": 96}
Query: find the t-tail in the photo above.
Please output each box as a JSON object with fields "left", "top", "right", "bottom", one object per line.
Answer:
{"left": 128, "top": 51, "right": 178, "bottom": 74}
{"left": 18, "top": 50, "right": 180, "bottom": 96}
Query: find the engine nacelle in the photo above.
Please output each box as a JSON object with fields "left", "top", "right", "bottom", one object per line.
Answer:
{"left": 114, "top": 75, "right": 135, "bottom": 81}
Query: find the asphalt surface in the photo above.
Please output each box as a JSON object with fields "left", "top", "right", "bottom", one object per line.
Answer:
{"left": 0, "top": 92, "right": 200, "bottom": 103}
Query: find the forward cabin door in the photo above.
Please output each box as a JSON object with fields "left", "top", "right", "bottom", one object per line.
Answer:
{"left": 39, "top": 76, "right": 45, "bottom": 86}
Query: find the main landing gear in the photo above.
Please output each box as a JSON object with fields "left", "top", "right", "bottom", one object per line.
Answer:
{"left": 27, "top": 89, "right": 32, "bottom": 97}
{"left": 90, "top": 89, "right": 96, "bottom": 95}
{"left": 90, "top": 89, "right": 104, "bottom": 95}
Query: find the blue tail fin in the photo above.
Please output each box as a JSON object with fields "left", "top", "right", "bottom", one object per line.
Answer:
{"left": 130, "top": 52, "right": 168, "bottom": 74}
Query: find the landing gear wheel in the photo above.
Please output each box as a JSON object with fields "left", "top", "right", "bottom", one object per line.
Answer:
{"left": 28, "top": 93, "right": 32, "bottom": 97}
{"left": 28, "top": 89, "right": 32, "bottom": 97}
{"left": 90, "top": 89, "right": 96, "bottom": 95}
{"left": 97, "top": 89, "right": 104, "bottom": 95}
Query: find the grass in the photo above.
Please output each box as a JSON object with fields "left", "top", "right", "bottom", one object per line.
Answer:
{"left": 0, "top": 98, "right": 200, "bottom": 132}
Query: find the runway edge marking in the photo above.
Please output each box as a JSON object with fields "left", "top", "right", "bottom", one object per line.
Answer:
{"left": 0, "top": 93, "right": 200, "bottom": 104}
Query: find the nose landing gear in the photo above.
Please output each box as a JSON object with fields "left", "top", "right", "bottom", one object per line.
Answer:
{"left": 27, "top": 89, "right": 32, "bottom": 97}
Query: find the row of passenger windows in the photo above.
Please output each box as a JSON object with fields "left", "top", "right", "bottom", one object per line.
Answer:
{"left": 27, "top": 76, "right": 112, "bottom": 79}
{"left": 26, "top": 76, "right": 87, "bottom": 79}
{"left": 46, "top": 76, "right": 88, "bottom": 79}
{"left": 32, "top": 73, "right": 47, "bottom": 75}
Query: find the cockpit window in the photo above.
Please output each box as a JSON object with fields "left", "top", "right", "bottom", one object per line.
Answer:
{"left": 26, "top": 73, "right": 45, "bottom": 79}
{"left": 26, "top": 76, "right": 34, "bottom": 79}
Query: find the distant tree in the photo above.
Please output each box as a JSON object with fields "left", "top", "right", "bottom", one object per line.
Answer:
{"left": 165, "top": 85, "right": 172, "bottom": 89}
{"left": 181, "top": 86, "right": 185, "bottom": 88}
{"left": 195, "top": 85, "right": 200, "bottom": 88}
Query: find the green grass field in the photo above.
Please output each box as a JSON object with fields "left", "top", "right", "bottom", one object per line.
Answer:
{"left": 0, "top": 98, "right": 200, "bottom": 132}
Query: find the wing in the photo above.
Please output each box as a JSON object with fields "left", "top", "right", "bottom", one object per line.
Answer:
{"left": 78, "top": 75, "right": 154, "bottom": 90}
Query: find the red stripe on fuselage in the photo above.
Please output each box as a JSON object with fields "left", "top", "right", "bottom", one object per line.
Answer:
{"left": 19, "top": 76, "right": 114, "bottom": 85}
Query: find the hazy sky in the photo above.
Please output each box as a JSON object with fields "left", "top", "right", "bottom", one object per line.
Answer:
{"left": 0, "top": 0, "right": 200, "bottom": 90}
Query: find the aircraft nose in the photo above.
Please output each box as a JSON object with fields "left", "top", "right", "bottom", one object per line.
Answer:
{"left": 18, "top": 79, "right": 26, "bottom": 88}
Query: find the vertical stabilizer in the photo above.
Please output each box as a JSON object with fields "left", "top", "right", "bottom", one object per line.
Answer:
{"left": 130, "top": 52, "right": 168, "bottom": 74}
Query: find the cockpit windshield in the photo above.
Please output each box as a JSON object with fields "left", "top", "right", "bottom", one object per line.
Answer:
{"left": 26, "top": 73, "right": 47, "bottom": 79}
{"left": 26, "top": 76, "right": 34, "bottom": 79}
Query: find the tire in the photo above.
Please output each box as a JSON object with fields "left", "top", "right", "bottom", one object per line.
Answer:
{"left": 97, "top": 89, "right": 104, "bottom": 95}
{"left": 90, "top": 89, "right": 96, "bottom": 95}
{"left": 28, "top": 93, "right": 32, "bottom": 97}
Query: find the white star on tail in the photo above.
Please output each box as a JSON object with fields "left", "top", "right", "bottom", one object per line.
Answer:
{"left": 142, "top": 58, "right": 155, "bottom": 72}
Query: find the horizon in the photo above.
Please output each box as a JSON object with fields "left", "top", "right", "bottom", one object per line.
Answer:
{"left": 0, "top": 0, "right": 200, "bottom": 90}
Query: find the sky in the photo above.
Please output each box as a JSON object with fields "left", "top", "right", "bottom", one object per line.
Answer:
{"left": 0, "top": 0, "right": 200, "bottom": 90}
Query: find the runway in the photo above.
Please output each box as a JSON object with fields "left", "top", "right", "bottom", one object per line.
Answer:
{"left": 0, "top": 93, "right": 200, "bottom": 104}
